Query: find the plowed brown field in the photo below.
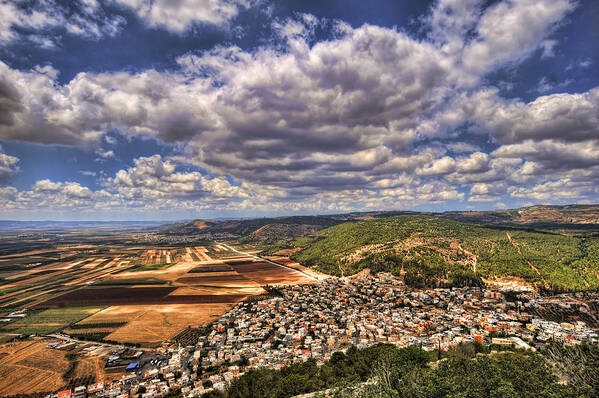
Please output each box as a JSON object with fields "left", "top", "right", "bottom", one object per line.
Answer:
{"left": 229, "top": 261, "right": 313, "bottom": 284}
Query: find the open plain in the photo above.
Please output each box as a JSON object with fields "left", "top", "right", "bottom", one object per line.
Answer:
{"left": 0, "top": 232, "right": 310, "bottom": 349}
{"left": 0, "top": 230, "right": 313, "bottom": 394}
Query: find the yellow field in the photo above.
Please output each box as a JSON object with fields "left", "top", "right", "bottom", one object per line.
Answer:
{"left": 81, "top": 303, "right": 237, "bottom": 346}
{"left": 0, "top": 339, "right": 69, "bottom": 396}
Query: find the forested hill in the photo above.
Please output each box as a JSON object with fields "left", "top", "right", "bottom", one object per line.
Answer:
{"left": 240, "top": 223, "right": 329, "bottom": 243}
{"left": 291, "top": 215, "right": 599, "bottom": 291}
{"left": 158, "top": 216, "right": 341, "bottom": 237}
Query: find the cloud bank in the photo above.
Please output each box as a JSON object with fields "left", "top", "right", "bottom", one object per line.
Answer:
{"left": 0, "top": 0, "right": 597, "bottom": 216}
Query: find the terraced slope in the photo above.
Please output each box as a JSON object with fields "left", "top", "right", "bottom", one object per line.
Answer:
{"left": 292, "top": 215, "right": 599, "bottom": 291}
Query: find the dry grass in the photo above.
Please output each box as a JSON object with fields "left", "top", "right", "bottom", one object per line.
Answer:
{"left": 114, "top": 259, "right": 197, "bottom": 281}
{"left": 82, "top": 303, "right": 237, "bottom": 346}
{"left": 0, "top": 339, "right": 70, "bottom": 396}
{"left": 72, "top": 355, "right": 116, "bottom": 384}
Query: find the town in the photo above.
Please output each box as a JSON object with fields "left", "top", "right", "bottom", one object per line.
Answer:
{"left": 45, "top": 273, "right": 598, "bottom": 398}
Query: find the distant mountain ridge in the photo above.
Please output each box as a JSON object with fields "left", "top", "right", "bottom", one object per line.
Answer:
{"left": 0, "top": 220, "right": 165, "bottom": 231}
{"left": 158, "top": 216, "right": 341, "bottom": 238}
{"left": 440, "top": 204, "right": 599, "bottom": 226}
{"left": 159, "top": 204, "right": 599, "bottom": 238}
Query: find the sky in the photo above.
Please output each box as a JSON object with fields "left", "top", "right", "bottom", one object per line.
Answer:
{"left": 0, "top": 0, "right": 598, "bottom": 221}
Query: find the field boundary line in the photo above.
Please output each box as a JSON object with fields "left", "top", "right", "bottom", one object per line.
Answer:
{"left": 217, "top": 243, "right": 318, "bottom": 281}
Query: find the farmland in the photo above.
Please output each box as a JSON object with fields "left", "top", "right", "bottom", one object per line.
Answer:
{"left": 229, "top": 261, "right": 314, "bottom": 284}
{"left": 4, "top": 307, "right": 103, "bottom": 334}
{"left": 36, "top": 286, "right": 247, "bottom": 308}
{"left": 77, "top": 303, "right": 235, "bottom": 346}
{"left": 0, "top": 337, "right": 126, "bottom": 396}
{"left": 0, "top": 339, "right": 71, "bottom": 395}
{"left": 0, "top": 229, "right": 312, "bottom": 348}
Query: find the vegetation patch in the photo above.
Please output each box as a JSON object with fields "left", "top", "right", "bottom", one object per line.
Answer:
{"left": 9, "top": 307, "right": 103, "bottom": 325}
{"left": 205, "top": 343, "right": 599, "bottom": 398}
{"left": 127, "top": 261, "right": 176, "bottom": 272}
{"left": 12, "top": 325, "right": 65, "bottom": 335}
{"left": 95, "top": 277, "right": 167, "bottom": 285}
{"left": 188, "top": 265, "right": 233, "bottom": 273}
{"left": 292, "top": 215, "right": 599, "bottom": 291}
{"left": 70, "top": 321, "right": 127, "bottom": 329}
{"left": 68, "top": 331, "right": 112, "bottom": 341}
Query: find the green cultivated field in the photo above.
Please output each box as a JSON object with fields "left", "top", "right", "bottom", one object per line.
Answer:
{"left": 1, "top": 307, "right": 104, "bottom": 335}
{"left": 16, "top": 307, "right": 104, "bottom": 323}
{"left": 291, "top": 215, "right": 599, "bottom": 291}
{"left": 12, "top": 325, "right": 67, "bottom": 335}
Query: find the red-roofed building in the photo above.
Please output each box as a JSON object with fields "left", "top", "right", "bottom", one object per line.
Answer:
{"left": 58, "top": 389, "right": 72, "bottom": 398}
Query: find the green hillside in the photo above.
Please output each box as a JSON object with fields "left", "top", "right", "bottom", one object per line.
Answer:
{"left": 160, "top": 216, "right": 341, "bottom": 236}
{"left": 291, "top": 215, "right": 599, "bottom": 291}
{"left": 208, "top": 343, "right": 599, "bottom": 398}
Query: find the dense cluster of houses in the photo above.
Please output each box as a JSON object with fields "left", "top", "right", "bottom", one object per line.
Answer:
{"left": 198, "top": 274, "right": 597, "bottom": 362}
{"left": 45, "top": 273, "right": 598, "bottom": 398}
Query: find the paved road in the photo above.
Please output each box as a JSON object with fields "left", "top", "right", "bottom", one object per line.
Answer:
{"left": 218, "top": 242, "right": 318, "bottom": 281}
{"left": 46, "top": 333, "right": 155, "bottom": 351}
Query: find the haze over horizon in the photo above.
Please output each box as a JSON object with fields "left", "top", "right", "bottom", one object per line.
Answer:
{"left": 0, "top": 203, "right": 597, "bottom": 223}
{"left": 1, "top": 0, "right": 598, "bottom": 220}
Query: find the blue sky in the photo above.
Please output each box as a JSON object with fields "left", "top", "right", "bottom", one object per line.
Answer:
{"left": 0, "top": 0, "right": 598, "bottom": 220}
